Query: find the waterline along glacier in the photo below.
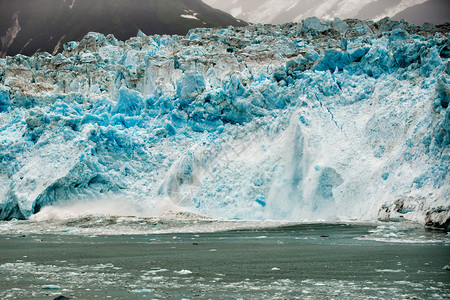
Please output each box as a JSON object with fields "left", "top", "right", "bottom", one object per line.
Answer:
{"left": 0, "top": 17, "right": 449, "bottom": 229}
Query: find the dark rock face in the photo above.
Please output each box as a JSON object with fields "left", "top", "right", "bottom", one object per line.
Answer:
{"left": 0, "top": 0, "right": 248, "bottom": 58}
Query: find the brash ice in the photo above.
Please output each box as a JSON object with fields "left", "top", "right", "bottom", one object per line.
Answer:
{"left": 0, "top": 17, "right": 448, "bottom": 229}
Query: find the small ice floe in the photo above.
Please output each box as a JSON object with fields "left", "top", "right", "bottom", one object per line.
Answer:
{"left": 131, "top": 289, "right": 152, "bottom": 293}
{"left": 41, "top": 284, "right": 61, "bottom": 289}
{"left": 144, "top": 268, "right": 168, "bottom": 275}
{"left": 93, "top": 263, "right": 114, "bottom": 270}
{"left": 174, "top": 269, "right": 192, "bottom": 275}
{"left": 62, "top": 228, "right": 79, "bottom": 233}
{"left": 271, "top": 267, "right": 280, "bottom": 271}
{"left": 273, "top": 279, "right": 293, "bottom": 285}
{"left": 394, "top": 281, "right": 410, "bottom": 285}
{"left": 376, "top": 269, "right": 406, "bottom": 273}
{"left": 383, "top": 233, "right": 398, "bottom": 238}
{"left": 151, "top": 276, "right": 164, "bottom": 281}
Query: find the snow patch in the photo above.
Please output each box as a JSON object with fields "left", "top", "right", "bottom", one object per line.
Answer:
{"left": 181, "top": 10, "right": 199, "bottom": 20}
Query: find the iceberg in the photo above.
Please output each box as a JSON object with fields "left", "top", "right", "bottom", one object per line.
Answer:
{"left": 0, "top": 17, "right": 448, "bottom": 229}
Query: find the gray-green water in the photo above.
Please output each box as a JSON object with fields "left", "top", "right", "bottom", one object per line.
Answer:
{"left": 0, "top": 222, "right": 449, "bottom": 299}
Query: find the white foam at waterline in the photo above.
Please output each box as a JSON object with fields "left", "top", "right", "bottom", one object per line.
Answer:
{"left": 29, "top": 198, "right": 145, "bottom": 221}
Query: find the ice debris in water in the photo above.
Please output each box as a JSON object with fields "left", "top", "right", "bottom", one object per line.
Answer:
{"left": 131, "top": 289, "right": 152, "bottom": 293}
{"left": 41, "top": 285, "right": 61, "bottom": 290}
{"left": 144, "top": 268, "right": 169, "bottom": 274}
{"left": 376, "top": 269, "right": 406, "bottom": 273}
{"left": 174, "top": 269, "right": 193, "bottom": 275}
{"left": 0, "top": 17, "right": 449, "bottom": 227}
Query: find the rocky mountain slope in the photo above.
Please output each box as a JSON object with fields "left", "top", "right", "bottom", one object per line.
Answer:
{"left": 0, "top": 0, "right": 247, "bottom": 58}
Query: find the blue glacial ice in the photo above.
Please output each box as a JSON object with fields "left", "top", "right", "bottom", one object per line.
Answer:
{"left": 0, "top": 17, "right": 449, "bottom": 228}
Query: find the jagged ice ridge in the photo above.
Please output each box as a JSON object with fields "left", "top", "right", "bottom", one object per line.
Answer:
{"left": 0, "top": 17, "right": 449, "bottom": 228}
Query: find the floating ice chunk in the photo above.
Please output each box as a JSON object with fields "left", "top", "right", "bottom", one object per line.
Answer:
{"left": 376, "top": 269, "right": 405, "bottom": 273}
{"left": 383, "top": 233, "right": 398, "bottom": 238}
{"left": 175, "top": 269, "right": 192, "bottom": 275}
{"left": 394, "top": 281, "right": 410, "bottom": 285}
{"left": 144, "top": 268, "right": 168, "bottom": 274}
{"left": 131, "top": 289, "right": 152, "bottom": 293}
{"left": 41, "top": 285, "right": 61, "bottom": 289}
{"left": 62, "top": 228, "right": 79, "bottom": 233}
{"left": 93, "top": 263, "right": 114, "bottom": 269}
{"left": 151, "top": 276, "right": 164, "bottom": 281}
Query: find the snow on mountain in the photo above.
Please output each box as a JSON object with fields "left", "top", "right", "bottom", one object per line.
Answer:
{"left": 0, "top": 18, "right": 449, "bottom": 228}
{"left": 392, "top": 0, "right": 450, "bottom": 26}
{"left": 202, "top": 0, "right": 450, "bottom": 25}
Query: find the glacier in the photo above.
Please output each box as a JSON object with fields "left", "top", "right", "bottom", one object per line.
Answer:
{"left": 0, "top": 17, "right": 449, "bottom": 229}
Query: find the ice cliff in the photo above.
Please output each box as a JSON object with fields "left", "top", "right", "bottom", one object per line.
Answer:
{"left": 0, "top": 17, "right": 449, "bottom": 228}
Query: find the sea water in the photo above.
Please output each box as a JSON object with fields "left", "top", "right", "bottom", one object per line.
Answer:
{"left": 0, "top": 218, "right": 448, "bottom": 299}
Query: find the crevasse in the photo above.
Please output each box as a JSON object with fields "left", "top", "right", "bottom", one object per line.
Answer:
{"left": 0, "top": 17, "right": 448, "bottom": 228}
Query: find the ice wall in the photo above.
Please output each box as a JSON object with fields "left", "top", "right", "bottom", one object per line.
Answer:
{"left": 0, "top": 18, "right": 449, "bottom": 228}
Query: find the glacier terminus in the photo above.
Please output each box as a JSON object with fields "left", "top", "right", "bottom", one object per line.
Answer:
{"left": 0, "top": 17, "right": 449, "bottom": 229}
